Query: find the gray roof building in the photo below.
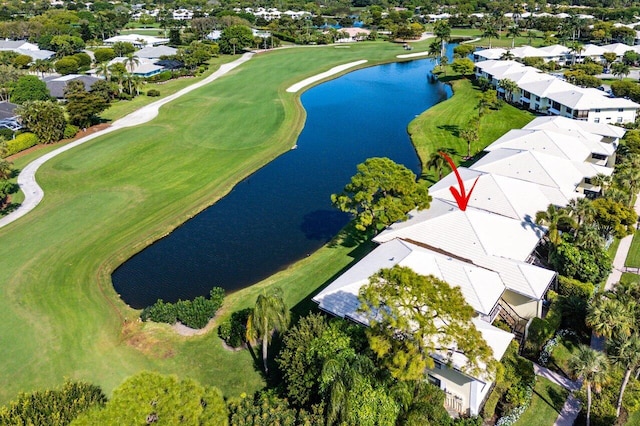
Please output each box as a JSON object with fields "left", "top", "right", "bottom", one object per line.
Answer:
{"left": 43, "top": 75, "right": 103, "bottom": 99}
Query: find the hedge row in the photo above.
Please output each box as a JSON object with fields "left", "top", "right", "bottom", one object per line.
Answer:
{"left": 5, "top": 132, "right": 38, "bottom": 157}
{"left": 522, "top": 291, "right": 562, "bottom": 358}
{"left": 140, "top": 287, "right": 225, "bottom": 329}
{"left": 0, "top": 381, "right": 106, "bottom": 425}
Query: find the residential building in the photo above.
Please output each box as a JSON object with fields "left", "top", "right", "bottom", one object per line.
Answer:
{"left": 43, "top": 74, "right": 102, "bottom": 99}
{"left": 474, "top": 60, "right": 640, "bottom": 124}
{"left": 0, "top": 102, "right": 20, "bottom": 131}
{"left": 104, "top": 34, "right": 170, "bottom": 48}
{"left": 0, "top": 39, "right": 55, "bottom": 61}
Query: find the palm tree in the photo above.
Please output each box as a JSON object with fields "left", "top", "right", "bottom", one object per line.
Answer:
{"left": 575, "top": 226, "right": 605, "bottom": 252}
{"left": 95, "top": 61, "right": 110, "bottom": 82}
{"left": 570, "top": 42, "right": 584, "bottom": 65}
{"left": 426, "top": 147, "right": 457, "bottom": 180}
{"left": 612, "top": 61, "right": 631, "bottom": 80}
{"left": 460, "top": 126, "right": 479, "bottom": 159}
{"left": 229, "top": 37, "right": 239, "bottom": 55}
{"left": 591, "top": 173, "right": 612, "bottom": 197}
{"left": 498, "top": 78, "right": 518, "bottom": 103}
{"left": 567, "top": 197, "right": 595, "bottom": 229}
{"left": 122, "top": 53, "right": 140, "bottom": 74}
{"left": 246, "top": 287, "right": 290, "bottom": 374}
{"left": 569, "top": 345, "right": 609, "bottom": 426}
{"left": 586, "top": 297, "right": 634, "bottom": 340}
{"left": 482, "top": 20, "right": 499, "bottom": 49}
{"left": 500, "top": 51, "right": 515, "bottom": 61}
{"left": 609, "top": 335, "right": 640, "bottom": 417}
{"left": 615, "top": 166, "right": 640, "bottom": 207}
{"left": 507, "top": 25, "right": 521, "bottom": 48}
{"left": 535, "top": 204, "right": 577, "bottom": 247}
{"left": 428, "top": 40, "right": 441, "bottom": 65}
{"left": 30, "top": 59, "right": 53, "bottom": 78}
{"left": 527, "top": 30, "right": 536, "bottom": 45}
{"left": 321, "top": 354, "right": 373, "bottom": 425}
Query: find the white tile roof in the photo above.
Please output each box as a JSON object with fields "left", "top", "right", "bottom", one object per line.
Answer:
{"left": 374, "top": 199, "right": 545, "bottom": 262}
{"left": 135, "top": 45, "right": 177, "bottom": 59}
{"left": 429, "top": 167, "right": 572, "bottom": 222}
{"left": 312, "top": 239, "right": 505, "bottom": 318}
{"left": 537, "top": 44, "right": 571, "bottom": 56}
{"left": 510, "top": 45, "right": 547, "bottom": 58}
{"left": 470, "top": 148, "right": 612, "bottom": 199}
{"left": 475, "top": 48, "right": 508, "bottom": 60}
{"left": 524, "top": 115, "right": 625, "bottom": 140}
{"left": 485, "top": 128, "right": 610, "bottom": 160}
{"left": 579, "top": 44, "right": 607, "bottom": 57}
{"left": 602, "top": 43, "right": 638, "bottom": 56}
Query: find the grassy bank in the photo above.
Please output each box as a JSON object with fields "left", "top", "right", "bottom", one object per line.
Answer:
{"left": 0, "top": 41, "right": 433, "bottom": 404}
{"left": 408, "top": 76, "right": 535, "bottom": 181}
{"left": 514, "top": 377, "right": 568, "bottom": 426}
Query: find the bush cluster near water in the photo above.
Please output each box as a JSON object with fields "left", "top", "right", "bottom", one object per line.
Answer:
{"left": 140, "top": 287, "right": 224, "bottom": 329}
{"left": 218, "top": 308, "right": 252, "bottom": 348}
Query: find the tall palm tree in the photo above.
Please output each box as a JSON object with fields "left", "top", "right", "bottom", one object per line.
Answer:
{"left": 507, "top": 25, "right": 521, "bottom": 48}
{"left": 609, "top": 335, "right": 640, "bottom": 417}
{"left": 570, "top": 42, "right": 584, "bottom": 65}
{"left": 498, "top": 78, "right": 518, "bottom": 103}
{"left": 460, "top": 126, "right": 479, "bottom": 159}
{"left": 246, "top": 287, "right": 290, "bottom": 374}
{"left": 535, "top": 204, "right": 576, "bottom": 246}
{"left": 615, "top": 166, "right": 640, "bottom": 207}
{"left": 122, "top": 53, "right": 140, "bottom": 74}
{"left": 586, "top": 297, "right": 634, "bottom": 340}
{"left": 428, "top": 40, "right": 441, "bottom": 65}
{"left": 569, "top": 345, "right": 609, "bottom": 426}
{"left": 426, "top": 147, "right": 456, "bottom": 180}
{"left": 321, "top": 354, "right": 374, "bottom": 425}
{"left": 567, "top": 197, "right": 595, "bottom": 229}
{"left": 482, "top": 21, "right": 499, "bottom": 49}
{"left": 612, "top": 61, "right": 631, "bottom": 80}
{"left": 95, "top": 61, "right": 110, "bottom": 82}
{"left": 591, "top": 173, "right": 612, "bottom": 196}
{"left": 575, "top": 225, "right": 605, "bottom": 252}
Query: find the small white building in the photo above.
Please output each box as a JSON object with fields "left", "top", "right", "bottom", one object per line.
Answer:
{"left": 104, "top": 34, "right": 170, "bottom": 48}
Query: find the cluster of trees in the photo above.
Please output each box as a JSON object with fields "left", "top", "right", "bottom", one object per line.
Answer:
{"left": 141, "top": 287, "right": 225, "bottom": 329}
{"left": 0, "top": 140, "right": 15, "bottom": 208}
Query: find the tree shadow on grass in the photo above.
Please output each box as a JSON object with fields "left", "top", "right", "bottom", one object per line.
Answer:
{"left": 437, "top": 124, "right": 460, "bottom": 138}
{"left": 531, "top": 385, "right": 565, "bottom": 414}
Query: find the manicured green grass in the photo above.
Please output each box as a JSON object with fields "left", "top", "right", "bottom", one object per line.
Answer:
{"left": 449, "top": 28, "right": 545, "bottom": 48}
{"left": 408, "top": 77, "right": 535, "bottom": 181}
{"left": 609, "top": 238, "right": 621, "bottom": 259}
{"left": 120, "top": 28, "right": 165, "bottom": 36}
{"left": 627, "top": 409, "right": 640, "bottom": 425}
{"left": 0, "top": 41, "right": 435, "bottom": 404}
{"left": 550, "top": 336, "right": 581, "bottom": 378}
{"left": 514, "top": 377, "right": 568, "bottom": 426}
{"left": 625, "top": 230, "right": 640, "bottom": 268}
{"left": 621, "top": 272, "right": 640, "bottom": 285}
{"left": 99, "top": 55, "right": 238, "bottom": 122}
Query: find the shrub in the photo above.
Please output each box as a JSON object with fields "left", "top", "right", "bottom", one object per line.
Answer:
{"left": 218, "top": 308, "right": 252, "bottom": 348}
{"left": 140, "top": 299, "right": 177, "bottom": 324}
{"left": 557, "top": 275, "right": 595, "bottom": 300}
{"left": 64, "top": 124, "right": 79, "bottom": 139}
{"left": 72, "top": 52, "right": 92, "bottom": 68}
{"left": 6, "top": 132, "right": 38, "bottom": 156}
{"left": 55, "top": 57, "right": 79, "bottom": 75}
{"left": 0, "top": 380, "right": 106, "bottom": 425}
{"left": 0, "top": 128, "right": 13, "bottom": 140}
{"left": 523, "top": 317, "right": 555, "bottom": 358}
{"left": 149, "top": 70, "right": 172, "bottom": 83}
{"left": 140, "top": 287, "right": 225, "bottom": 329}
{"left": 93, "top": 47, "right": 116, "bottom": 63}
{"left": 146, "top": 89, "right": 160, "bottom": 97}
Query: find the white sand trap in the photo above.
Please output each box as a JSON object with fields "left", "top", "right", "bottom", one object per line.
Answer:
{"left": 286, "top": 60, "right": 368, "bottom": 93}
{"left": 396, "top": 51, "right": 432, "bottom": 59}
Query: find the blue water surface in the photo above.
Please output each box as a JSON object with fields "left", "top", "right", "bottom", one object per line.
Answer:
{"left": 112, "top": 52, "right": 454, "bottom": 308}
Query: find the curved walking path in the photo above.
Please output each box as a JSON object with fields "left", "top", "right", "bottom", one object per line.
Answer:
{"left": 0, "top": 52, "right": 254, "bottom": 230}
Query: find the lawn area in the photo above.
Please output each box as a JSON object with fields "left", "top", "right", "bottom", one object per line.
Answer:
{"left": 448, "top": 27, "right": 545, "bottom": 48}
{"left": 621, "top": 272, "right": 640, "bottom": 285}
{"left": 408, "top": 76, "right": 535, "bottom": 181}
{"left": 609, "top": 237, "right": 621, "bottom": 259}
{"left": 625, "top": 230, "right": 640, "bottom": 268}
{"left": 99, "top": 55, "right": 238, "bottom": 122}
{"left": 549, "top": 335, "right": 581, "bottom": 378}
{"left": 514, "top": 377, "right": 568, "bottom": 426}
{"left": 0, "top": 40, "right": 438, "bottom": 404}
{"left": 628, "top": 410, "right": 640, "bottom": 425}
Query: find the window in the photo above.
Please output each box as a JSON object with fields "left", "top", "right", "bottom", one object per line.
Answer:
{"left": 552, "top": 101, "right": 561, "bottom": 110}
{"left": 618, "top": 117, "right": 623, "bottom": 123}
{"left": 566, "top": 107, "right": 573, "bottom": 114}
{"left": 592, "top": 153, "right": 607, "bottom": 160}
{"left": 594, "top": 118, "right": 600, "bottom": 123}
{"left": 535, "top": 95, "right": 541, "bottom": 101}
{"left": 428, "top": 374, "right": 442, "bottom": 388}
{"left": 595, "top": 108, "right": 601, "bottom": 112}
{"left": 584, "top": 177, "right": 592, "bottom": 184}
{"left": 619, "top": 108, "right": 624, "bottom": 112}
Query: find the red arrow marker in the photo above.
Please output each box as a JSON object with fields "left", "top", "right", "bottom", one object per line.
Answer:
{"left": 439, "top": 152, "right": 479, "bottom": 212}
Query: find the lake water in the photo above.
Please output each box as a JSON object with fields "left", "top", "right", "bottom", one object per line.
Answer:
{"left": 112, "top": 52, "right": 454, "bottom": 309}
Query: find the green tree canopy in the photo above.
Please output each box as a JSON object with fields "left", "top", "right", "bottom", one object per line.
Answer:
{"left": 64, "top": 80, "right": 110, "bottom": 128}
{"left": 358, "top": 266, "right": 496, "bottom": 381}
{"left": 72, "top": 372, "right": 227, "bottom": 425}
{"left": 592, "top": 197, "right": 637, "bottom": 239}
{"left": 10, "top": 75, "right": 50, "bottom": 104}
{"left": 54, "top": 57, "right": 79, "bottom": 75}
{"left": 16, "top": 100, "right": 66, "bottom": 144}
{"left": 218, "top": 25, "right": 254, "bottom": 54}
{"left": 93, "top": 47, "right": 116, "bottom": 63}
{"left": 331, "top": 157, "right": 431, "bottom": 232}
{"left": 451, "top": 58, "right": 475, "bottom": 76}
